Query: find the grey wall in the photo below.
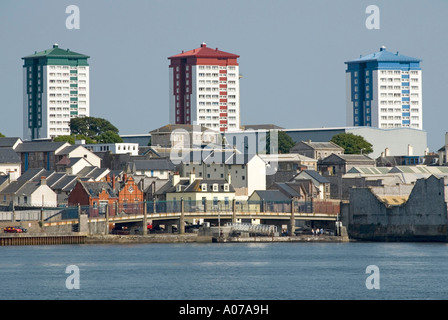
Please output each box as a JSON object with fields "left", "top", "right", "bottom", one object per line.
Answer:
{"left": 348, "top": 176, "right": 448, "bottom": 241}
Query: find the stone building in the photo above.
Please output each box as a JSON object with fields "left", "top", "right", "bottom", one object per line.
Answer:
{"left": 346, "top": 175, "right": 448, "bottom": 241}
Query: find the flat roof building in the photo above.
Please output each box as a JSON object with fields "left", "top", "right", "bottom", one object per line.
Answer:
{"left": 22, "top": 44, "right": 90, "bottom": 140}
{"left": 345, "top": 46, "right": 422, "bottom": 130}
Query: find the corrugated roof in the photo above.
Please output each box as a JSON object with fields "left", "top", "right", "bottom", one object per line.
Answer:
{"left": 377, "top": 195, "right": 409, "bottom": 205}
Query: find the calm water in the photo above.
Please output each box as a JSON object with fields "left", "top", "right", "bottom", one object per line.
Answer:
{"left": 1, "top": 242, "right": 448, "bottom": 300}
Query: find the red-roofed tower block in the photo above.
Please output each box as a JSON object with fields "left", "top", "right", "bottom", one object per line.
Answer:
{"left": 168, "top": 43, "right": 241, "bottom": 132}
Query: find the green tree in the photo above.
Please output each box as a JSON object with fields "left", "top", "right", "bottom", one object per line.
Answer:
{"left": 69, "top": 117, "right": 122, "bottom": 143}
{"left": 0, "top": 132, "right": 5, "bottom": 138}
{"left": 330, "top": 133, "right": 373, "bottom": 154}
{"left": 265, "top": 130, "right": 296, "bottom": 154}
{"left": 97, "top": 131, "right": 123, "bottom": 144}
{"left": 53, "top": 134, "right": 96, "bottom": 145}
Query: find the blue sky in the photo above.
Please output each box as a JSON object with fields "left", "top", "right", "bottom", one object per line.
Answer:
{"left": 0, "top": 0, "right": 447, "bottom": 151}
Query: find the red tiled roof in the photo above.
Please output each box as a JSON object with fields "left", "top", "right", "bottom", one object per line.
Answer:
{"left": 168, "top": 43, "right": 239, "bottom": 59}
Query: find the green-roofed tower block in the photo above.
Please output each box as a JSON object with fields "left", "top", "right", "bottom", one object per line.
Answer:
{"left": 22, "top": 43, "right": 90, "bottom": 140}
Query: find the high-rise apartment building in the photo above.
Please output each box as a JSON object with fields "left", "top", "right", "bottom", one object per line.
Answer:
{"left": 345, "top": 46, "right": 422, "bottom": 129}
{"left": 168, "top": 43, "right": 240, "bottom": 132}
{"left": 22, "top": 44, "right": 90, "bottom": 140}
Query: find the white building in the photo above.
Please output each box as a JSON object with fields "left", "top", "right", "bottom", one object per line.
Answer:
{"left": 168, "top": 43, "right": 241, "bottom": 132}
{"left": 22, "top": 44, "right": 90, "bottom": 140}
{"left": 179, "top": 151, "right": 266, "bottom": 199}
{"left": 345, "top": 46, "right": 422, "bottom": 130}
{"left": 83, "top": 142, "right": 139, "bottom": 156}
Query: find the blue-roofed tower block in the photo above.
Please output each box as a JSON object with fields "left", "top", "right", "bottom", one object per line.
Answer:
{"left": 345, "top": 46, "right": 422, "bottom": 130}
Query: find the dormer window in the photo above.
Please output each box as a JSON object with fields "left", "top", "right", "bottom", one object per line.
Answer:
{"left": 223, "top": 184, "right": 229, "bottom": 192}
{"left": 213, "top": 184, "right": 218, "bottom": 192}
{"left": 201, "top": 183, "right": 207, "bottom": 192}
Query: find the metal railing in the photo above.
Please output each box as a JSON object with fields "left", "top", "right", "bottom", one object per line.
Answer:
{"left": 0, "top": 199, "right": 340, "bottom": 221}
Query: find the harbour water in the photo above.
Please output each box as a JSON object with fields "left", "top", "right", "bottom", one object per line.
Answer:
{"left": 1, "top": 242, "right": 448, "bottom": 300}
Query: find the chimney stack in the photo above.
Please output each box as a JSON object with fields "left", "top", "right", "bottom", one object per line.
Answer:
{"left": 172, "top": 172, "right": 180, "bottom": 186}
{"left": 189, "top": 170, "right": 196, "bottom": 184}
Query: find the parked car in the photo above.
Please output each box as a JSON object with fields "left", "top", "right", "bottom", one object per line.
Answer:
{"left": 15, "top": 226, "right": 27, "bottom": 233}
{"left": 4, "top": 226, "right": 17, "bottom": 233}
{"left": 3, "top": 226, "right": 27, "bottom": 233}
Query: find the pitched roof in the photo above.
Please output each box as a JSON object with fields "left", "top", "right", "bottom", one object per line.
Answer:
{"left": 251, "top": 190, "right": 290, "bottom": 202}
{"left": 0, "top": 180, "right": 28, "bottom": 194}
{"left": 0, "top": 148, "right": 21, "bottom": 163}
{"left": 273, "top": 183, "right": 303, "bottom": 198}
{"left": 294, "top": 170, "right": 330, "bottom": 184}
{"left": 132, "top": 159, "right": 175, "bottom": 171}
{"left": 50, "top": 174, "right": 78, "bottom": 191}
{"left": 293, "top": 141, "right": 344, "bottom": 150}
{"left": 14, "top": 141, "right": 69, "bottom": 153}
{"left": 347, "top": 167, "right": 392, "bottom": 175}
{"left": 79, "top": 181, "right": 117, "bottom": 198}
{"left": 320, "top": 154, "right": 375, "bottom": 163}
{"left": 56, "top": 145, "right": 84, "bottom": 155}
{"left": 0, "top": 137, "right": 22, "bottom": 148}
{"left": 345, "top": 46, "right": 421, "bottom": 64}
{"left": 76, "top": 166, "right": 109, "bottom": 180}
{"left": 22, "top": 44, "right": 90, "bottom": 59}
{"left": 17, "top": 168, "right": 53, "bottom": 182}
{"left": 168, "top": 43, "right": 239, "bottom": 59}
